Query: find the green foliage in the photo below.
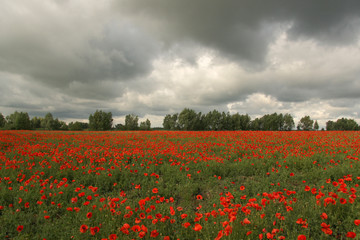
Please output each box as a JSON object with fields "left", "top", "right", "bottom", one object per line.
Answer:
{"left": 164, "top": 109, "right": 295, "bottom": 131}
{"left": 125, "top": 114, "right": 139, "bottom": 130}
{"left": 283, "top": 113, "right": 295, "bottom": 130}
{"left": 89, "top": 110, "right": 113, "bottom": 131}
{"left": 178, "top": 108, "right": 200, "bottom": 130}
{"left": 314, "top": 120, "right": 319, "bottom": 130}
{"left": 0, "top": 113, "right": 5, "bottom": 128}
{"left": 30, "top": 117, "right": 42, "bottom": 129}
{"left": 298, "top": 115, "right": 314, "bottom": 131}
{"left": 326, "top": 118, "right": 359, "bottom": 131}
{"left": 232, "top": 113, "right": 251, "bottom": 130}
{"left": 139, "top": 119, "right": 151, "bottom": 130}
{"left": 163, "top": 114, "right": 179, "bottom": 130}
{"left": 68, "top": 121, "right": 88, "bottom": 131}
{"left": 4, "top": 111, "right": 31, "bottom": 130}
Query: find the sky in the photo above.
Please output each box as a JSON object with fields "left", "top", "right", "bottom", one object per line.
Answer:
{"left": 1, "top": 0, "right": 360, "bottom": 128}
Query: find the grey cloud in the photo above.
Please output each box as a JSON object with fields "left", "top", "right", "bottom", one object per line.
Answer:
{"left": 0, "top": 2, "right": 161, "bottom": 100}
{"left": 2, "top": 0, "right": 360, "bottom": 127}
{"left": 117, "top": 0, "right": 360, "bottom": 66}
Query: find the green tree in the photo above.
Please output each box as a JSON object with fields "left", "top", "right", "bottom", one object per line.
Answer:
{"left": 125, "top": 114, "right": 139, "bottom": 130}
{"left": 0, "top": 113, "right": 5, "bottom": 128}
{"left": 139, "top": 119, "right": 151, "bottom": 130}
{"left": 261, "top": 113, "right": 283, "bottom": 131}
{"left": 250, "top": 118, "right": 262, "bottom": 130}
{"left": 5, "top": 111, "right": 31, "bottom": 130}
{"left": 313, "top": 120, "right": 319, "bottom": 130}
{"left": 163, "top": 114, "right": 179, "bottom": 130}
{"left": 220, "top": 112, "right": 233, "bottom": 130}
{"left": 297, "top": 116, "right": 314, "bottom": 131}
{"left": 68, "top": 121, "right": 84, "bottom": 131}
{"left": 283, "top": 113, "right": 295, "bottom": 131}
{"left": 205, "top": 110, "right": 222, "bottom": 130}
{"left": 178, "top": 108, "right": 198, "bottom": 130}
{"left": 89, "top": 110, "right": 113, "bottom": 131}
{"left": 41, "top": 113, "right": 55, "bottom": 130}
{"left": 334, "top": 118, "right": 359, "bottom": 130}
{"left": 115, "top": 123, "right": 125, "bottom": 130}
{"left": 326, "top": 120, "right": 335, "bottom": 130}
{"left": 31, "top": 117, "right": 42, "bottom": 129}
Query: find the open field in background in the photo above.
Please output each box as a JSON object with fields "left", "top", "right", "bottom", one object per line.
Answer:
{"left": 1, "top": 130, "right": 360, "bottom": 239}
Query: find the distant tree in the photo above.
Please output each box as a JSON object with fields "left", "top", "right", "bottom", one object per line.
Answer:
{"left": 41, "top": 113, "right": 55, "bottom": 130}
{"left": 282, "top": 113, "right": 295, "bottom": 131}
{"left": 297, "top": 116, "right": 314, "bottom": 131}
{"left": 0, "top": 113, "right": 5, "bottom": 128}
{"left": 68, "top": 121, "right": 86, "bottom": 131}
{"left": 261, "top": 113, "right": 283, "bottom": 131}
{"left": 334, "top": 118, "right": 359, "bottom": 130}
{"left": 89, "top": 110, "right": 113, "bottom": 131}
{"left": 250, "top": 118, "right": 262, "bottom": 130}
{"left": 326, "top": 120, "right": 335, "bottom": 131}
{"left": 139, "top": 119, "right": 151, "bottom": 130}
{"left": 5, "top": 111, "right": 31, "bottom": 130}
{"left": 58, "top": 121, "right": 68, "bottom": 130}
{"left": 178, "top": 108, "right": 198, "bottom": 130}
{"left": 221, "top": 112, "right": 233, "bottom": 130}
{"left": 115, "top": 123, "right": 125, "bottom": 131}
{"left": 194, "top": 112, "right": 206, "bottom": 130}
{"left": 52, "top": 118, "right": 63, "bottom": 130}
{"left": 125, "top": 114, "right": 139, "bottom": 130}
{"left": 163, "top": 114, "right": 179, "bottom": 130}
{"left": 205, "top": 110, "right": 222, "bottom": 130}
{"left": 31, "top": 117, "right": 42, "bottom": 129}
{"left": 238, "top": 114, "right": 251, "bottom": 130}
{"left": 313, "top": 120, "right": 319, "bottom": 130}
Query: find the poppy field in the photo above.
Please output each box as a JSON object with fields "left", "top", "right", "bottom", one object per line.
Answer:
{"left": 1, "top": 130, "right": 360, "bottom": 240}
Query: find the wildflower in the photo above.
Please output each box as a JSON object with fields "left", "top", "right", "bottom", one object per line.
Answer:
{"left": 193, "top": 223, "right": 202, "bottom": 231}
{"left": 17, "top": 225, "right": 24, "bottom": 232}
{"left": 80, "top": 224, "right": 88, "bottom": 233}
{"left": 346, "top": 232, "right": 356, "bottom": 238}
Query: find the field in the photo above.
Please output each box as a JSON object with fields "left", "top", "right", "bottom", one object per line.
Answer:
{"left": 1, "top": 130, "right": 360, "bottom": 239}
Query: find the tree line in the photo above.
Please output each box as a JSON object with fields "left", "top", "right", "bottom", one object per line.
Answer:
{"left": 0, "top": 110, "right": 150, "bottom": 131}
{"left": 0, "top": 109, "right": 359, "bottom": 131}
{"left": 162, "top": 108, "right": 359, "bottom": 131}
{"left": 163, "top": 108, "right": 296, "bottom": 131}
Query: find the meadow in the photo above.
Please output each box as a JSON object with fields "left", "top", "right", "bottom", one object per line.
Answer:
{"left": 1, "top": 130, "right": 360, "bottom": 239}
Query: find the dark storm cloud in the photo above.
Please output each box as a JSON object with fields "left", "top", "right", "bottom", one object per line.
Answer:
{"left": 1, "top": 0, "right": 360, "bottom": 127}
{"left": 0, "top": 2, "right": 160, "bottom": 100}
{"left": 117, "top": 0, "right": 360, "bottom": 65}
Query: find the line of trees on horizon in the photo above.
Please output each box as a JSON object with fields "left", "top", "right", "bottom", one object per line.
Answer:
{"left": 0, "top": 109, "right": 359, "bottom": 131}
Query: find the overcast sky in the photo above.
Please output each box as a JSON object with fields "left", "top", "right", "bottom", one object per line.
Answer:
{"left": 1, "top": 0, "right": 360, "bottom": 128}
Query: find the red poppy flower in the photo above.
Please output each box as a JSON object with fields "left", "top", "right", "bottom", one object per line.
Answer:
{"left": 87, "top": 212, "right": 93, "bottom": 218}
{"left": 90, "top": 226, "right": 100, "bottom": 235}
{"left": 109, "top": 234, "right": 117, "bottom": 240}
{"left": 298, "top": 235, "right": 306, "bottom": 240}
{"left": 152, "top": 188, "right": 158, "bottom": 194}
{"left": 150, "top": 229, "right": 159, "bottom": 237}
{"left": 193, "top": 223, "right": 202, "bottom": 231}
{"left": 17, "top": 225, "right": 24, "bottom": 232}
{"left": 346, "top": 232, "right": 356, "bottom": 238}
{"left": 80, "top": 224, "right": 88, "bottom": 233}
